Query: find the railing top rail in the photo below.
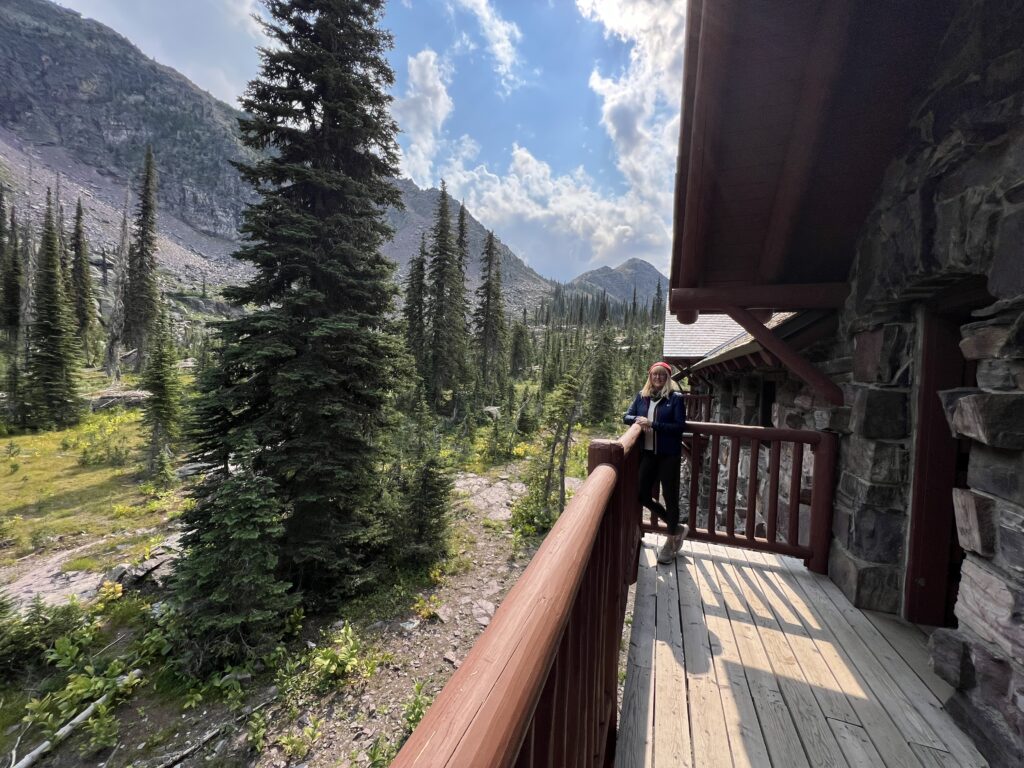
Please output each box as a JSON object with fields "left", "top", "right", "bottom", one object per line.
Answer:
{"left": 618, "top": 422, "right": 643, "bottom": 455}
{"left": 391, "top": 464, "right": 619, "bottom": 768}
{"left": 687, "top": 419, "right": 825, "bottom": 445}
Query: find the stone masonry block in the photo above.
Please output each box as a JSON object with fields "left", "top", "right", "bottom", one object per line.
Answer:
{"left": 953, "top": 487, "right": 998, "bottom": 556}
{"left": 849, "top": 387, "right": 909, "bottom": 439}
{"left": 977, "top": 358, "right": 1024, "bottom": 390}
{"left": 961, "top": 322, "right": 1012, "bottom": 360}
{"left": 969, "top": 445, "right": 1024, "bottom": 507}
{"left": 842, "top": 434, "right": 908, "bottom": 484}
{"left": 939, "top": 387, "right": 981, "bottom": 439}
{"left": 995, "top": 499, "right": 1024, "bottom": 578}
{"left": 837, "top": 471, "right": 905, "bottom": 509}
{"left": 954, "top": 556, "right": 1024, "bottom": 664}
{"left": 953, "top": 393, "right": 1024, "bottom": 450}
{"left": 845, "top": 504, "right": 906, "bottom": 563}
{"left": 929, "top": 627, "right": 974, "bottom": 689}
{"left": 828, "top": 543, "right": 901, "bottom": 613}
{"left": 853, "top": 325, "right": 913, "bottom": 385}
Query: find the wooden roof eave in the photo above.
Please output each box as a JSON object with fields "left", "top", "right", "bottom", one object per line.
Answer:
{"left": 671, "top": 0, "right": 854, "bottom": 326}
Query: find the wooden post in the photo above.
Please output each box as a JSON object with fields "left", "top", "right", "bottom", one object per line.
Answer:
{"left": 807, "top": 431, "right": 837, "bottom": 573}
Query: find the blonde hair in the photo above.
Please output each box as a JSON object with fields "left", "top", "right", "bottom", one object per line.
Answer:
{"left": 641, "top": 368, "right": 680, "bottom": 398}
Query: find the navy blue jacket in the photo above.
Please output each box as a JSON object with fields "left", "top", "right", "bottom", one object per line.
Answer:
{"left": 624, "top": 391, "right": 687, "bottom": 456}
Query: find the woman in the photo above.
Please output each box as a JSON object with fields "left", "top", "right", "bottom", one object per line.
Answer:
{"left": 624, "top": 361, "right": 688, "bottom": 563}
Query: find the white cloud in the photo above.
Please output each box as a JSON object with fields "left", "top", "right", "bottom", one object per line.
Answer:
{"left": 441, "top": 144, "right": 671, "bottom": 278}
{"left": 392, "top": 49, "right": 454, "bottom": 187}
{"left": 452, "top": 0, "right": 523, "bottom": 94}
{"left": 223, "top": 0, "right": 267, "bottom": 41}
{"left": 576, "top": 0, "right": 686, "bottom": 213}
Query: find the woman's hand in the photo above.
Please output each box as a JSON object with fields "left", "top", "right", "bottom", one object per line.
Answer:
{"left": 635, "top": 416, "right": 652, "bottom": 432}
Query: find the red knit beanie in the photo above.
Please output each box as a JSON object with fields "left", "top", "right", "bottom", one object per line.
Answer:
{"left": 648, "top": 361, "right": 672, "bottom": 375}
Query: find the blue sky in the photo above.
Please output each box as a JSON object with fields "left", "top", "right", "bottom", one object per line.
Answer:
{"left": 56, "top": 0, "right": 687, "bottom": 281}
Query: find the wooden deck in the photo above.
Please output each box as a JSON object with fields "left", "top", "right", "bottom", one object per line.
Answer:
{"left": 616, "top": 537, "right": 988, "bottom": 768}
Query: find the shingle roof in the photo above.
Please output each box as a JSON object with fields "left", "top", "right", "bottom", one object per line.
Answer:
{"left": 662, "top": 306, "right": 745, "bottom": 360}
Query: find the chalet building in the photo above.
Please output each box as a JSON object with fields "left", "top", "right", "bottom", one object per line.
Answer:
{"left": 666, "top": 0, "right": 1024, "bottom": 763}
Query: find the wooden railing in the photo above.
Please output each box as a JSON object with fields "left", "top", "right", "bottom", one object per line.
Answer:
{"left": 642, "top": 421, "right": 838, "bottom": 573}
{"left": 682, "top": 392, "right": 713, "bottom": 421}
{"left": 392, "top": 425, "right": 644, "bottom": 768}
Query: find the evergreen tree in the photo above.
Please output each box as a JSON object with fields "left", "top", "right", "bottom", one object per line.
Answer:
{"left": 103, "top": 202, "right": 131, "bottom": 379}
{"left": 179, "top": 0, "right": 407, "bottom": 605}
{"left": 171, "top": 434, "right": 298, "bottom": 673}
{"left": 25, "top": 191, "right": 82, "bottom": 429}
{"left": 70, "top": 199, "right": 98, "bottom": 364}
{"left": 587, "top": 329, "right": 616, "bottom": 424}
{"left": 124, "top": 146, "right": 160, "bottom": 371}
{"left": 1, "top": 208, "right": 20, "bottom": 338}
{"left": 426, "top": 181, "right": 468, "bottom": 408}
{"left": 652, "top": 280, "right": 664, "bottom": 323}
{"left": 471, "top": 230, "right": 506, "bottom": 395}
{"left": 141, "top": 303, "right": 182, "bottom": 481}
{"left": 508, "top": 313, "right": 530, "bottom": 379}
{"left": 0, "top": 186, "right": 6, "bottom": 254}
{"left": 403, "top": 233, "right": 428, "bottom": 377}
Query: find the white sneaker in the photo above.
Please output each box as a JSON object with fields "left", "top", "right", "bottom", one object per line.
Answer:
{"left": 675, "top": 525, "right": 689, "bottom": 553}
{"left": 657, "top": 534, "right": 678, "bottom": 564}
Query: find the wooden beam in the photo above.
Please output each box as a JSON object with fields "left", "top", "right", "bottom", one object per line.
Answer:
{"left": 676, "top": 0, "right": 735, "bottom": 290}
{"left": 726, "top": 306, "right": 845, "bottom": 406}
{"left": 758, "top": 0, "right": 855, "bottom": 283}
{"left": 671, "top": 283, "right": 848, "bottom": 312}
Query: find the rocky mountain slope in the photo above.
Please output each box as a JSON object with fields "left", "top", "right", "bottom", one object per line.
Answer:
{"left": 385, "top": 179, "right": 553, "bottom": 310}
{"left": 569, "top": 257, "right": 667, "bottom": 305}
{"left": 0, "top": 0, "right": 656, "bottom": 316}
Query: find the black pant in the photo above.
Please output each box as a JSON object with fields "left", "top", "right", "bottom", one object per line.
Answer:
{"left": 638, "top": 450, "right": 682, "bottom": 535}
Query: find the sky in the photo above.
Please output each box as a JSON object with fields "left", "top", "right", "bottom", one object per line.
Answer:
{"left": 55, "top": 0, "right": 687, "bottom": 281}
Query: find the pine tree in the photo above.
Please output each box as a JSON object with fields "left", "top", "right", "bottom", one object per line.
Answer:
{"left": 472, "top": 230, "right": 506, "bottom": 395}
{"left": 26, "top": 191, "right": 82, "bottom": 429}
{"left": 652, "top": 280, "right": 664, "bottom": 324}
{"left": 70, "top": 199, "right": 98, "bottom": 364}
{"left": 124, "top": 146, "right": 160, "bottom": 371}
{"left": 508, "top": 313, "right": 530, "bottom": 379}
{"left": 426, "top": 181, "right": 468, "bottom": 408}
{"left": 1, "top": 208, "right": 20, "bottom": 339}
{"left": 171, "top": 435, "right": 298, "bottom": 673}
{"left": 179, "top": 0, "right": 407, "bottom": 605}
{"left": 403, "top": 233, "right": 428, "bottom": 377}
{"left": 587, "top": 328, "right": 616, "bottom": 424}
{"left": 141, "top": 302, "right": 181, "bottom": 481}
{"left": 103, "top": 202, "right": 131, "bottom": 379}
{"left": 0, "top": 186, "right": 6, "bottom": 254}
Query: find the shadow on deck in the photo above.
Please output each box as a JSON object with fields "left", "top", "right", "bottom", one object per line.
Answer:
{"left": 617, "top": 536, "right": 987, "bottom": 768}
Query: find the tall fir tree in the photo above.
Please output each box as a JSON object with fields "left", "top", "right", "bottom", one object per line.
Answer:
{"left": 70, "top": 199, "right": 98, "bottom": 364}
{"left": 178, "top": 0, "right": 408, "bottom": 611}
{"left": 1, "top": 208, "right": 20, "bottom": 339}
{"left": 508, "top": 311, "right": 531, "bottom": 379}
{"left": 26, "top": 191, "right": 82, "bottom": 429}
{"left": 403, "top": 233, "right": 428, "bottom": 378}
{"left": 124, "top": 146, "right": 160, "bottom": 371}
{"left": 0, "top": 186, "right": 6, "bottom": 254}
{"left": 103, "top": 201, "right": 131, "bottom": 379}
{"left": 141, "top": 302, "right": 182, "bottom": 480}
{"left": 471, "top": 230, "right": 506, "bottom": 395}
{"left": 426, "top": 181, "right": 468, "bottom": 407}
{"left": 586, "top": 328, "right": 616, "bottom": 424}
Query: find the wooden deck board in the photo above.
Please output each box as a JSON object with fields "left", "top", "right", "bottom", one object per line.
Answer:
{"left": 861, "top": 611, "right": 953, "bottom": 704}
{"left": 615, "top": 545, "right": 657, "bottom": 768}
{"left": 614, "top": 537, "right": 989, "bottom": 768}
{"left": 653, "top": 538, "right": 692, "bottom": 767}
{"left": 686, "top": 543, "right": 771, "bottom": 768}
